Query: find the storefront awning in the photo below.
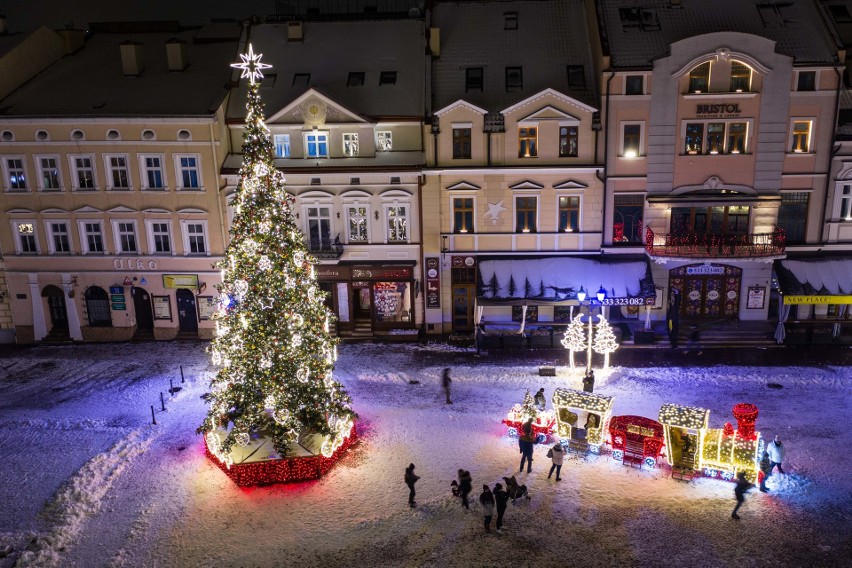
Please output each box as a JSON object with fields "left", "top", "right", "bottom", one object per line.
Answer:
{"left": 476, "top": 255, "right": 655, "bottom": 304}
{"left": 774, "top": 256, "right": 852, "bottom": 304}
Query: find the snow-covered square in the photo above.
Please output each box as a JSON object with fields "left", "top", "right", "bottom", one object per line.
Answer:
{"left": 0, "top": 342, "right": 850, "bottom": 567}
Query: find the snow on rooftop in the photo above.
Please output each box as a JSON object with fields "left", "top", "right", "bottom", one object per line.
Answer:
{"left": 598, "top": 0, "right": 838, "bottom": 68}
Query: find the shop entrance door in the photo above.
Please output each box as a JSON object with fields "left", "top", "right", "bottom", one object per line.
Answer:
{"left": 132, "top": 287, "right": 154, "bottom": 331}
{"left": 351, "top": 285, "right": 372, "bottom": 335}
{"left": 42, "top": 285, "right": 68, "bottom": 334}
{"left": 175, "top": 289, "right": 198, "bottom": 334}
{"left": 669, "top": 264, "right": 741, "bottom": 320}
{"left": 452, "top": 284, "right": 476, "bottom": 332}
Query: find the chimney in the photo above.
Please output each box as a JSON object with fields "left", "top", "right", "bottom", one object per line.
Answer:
{"left": 165, "top": 38, "right": 186, "bottom": 71}
{"left": 120, "top": 40, "right": 144, "bottom": 76}
{"left": 0, "top": 15, "right": 6, "bottom": 35}
{"left": 731, "top": 403, "right": 758, "bottom": 440}
{"left": 287, "top": 21, "right": 303, "bottom": 43}
{"left": 57, "top": 29, "right": 85, "bottom": 54}
{"left": 428, "top": 27, "right": 440, "bottom": 57}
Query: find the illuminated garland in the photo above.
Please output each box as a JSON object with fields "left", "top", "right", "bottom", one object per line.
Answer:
{"left": 551, "top": 388, "right": 614, "bottom": 447}
{"left": 561, "top": 314, "right": 586, "bottom": 371}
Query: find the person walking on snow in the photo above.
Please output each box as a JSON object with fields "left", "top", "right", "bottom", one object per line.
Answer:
{"left": 519, "top": 419, "right": 535, "bottom": 473}
{"left": 404, "top": 463, "right": 419, "bottom": 507}
{"left": 493, "top": 482, "right": 509, "bottom": 534}
{"left": 766, "top": 435, "right": 785, "bottom": 474}
{"left": 731, "top": 471, "right": 754, "bottom": 519}
{"left": 582, "top": 369, "right": 595, "bottom": 393}
{"left": 442, "top": 368, "right": 453, "bottom": 404}
{"left": 534, "top": 388, "right": 546, "bottom": 411}
{"left": 759, "top": 451, "right": 772, "bottom": 492}
{"left": 479, "top": 485, "right": 495, "bottom": 533}
{"left": 547, "top": 442, "right": 565, "bottom": 480}
{"left": 458, "top": 469, "right": 473, "bottom": 510}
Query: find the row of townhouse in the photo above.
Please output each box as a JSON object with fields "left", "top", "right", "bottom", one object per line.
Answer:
{"left": 0, "top": 0, "right": 849, "bottom": 345}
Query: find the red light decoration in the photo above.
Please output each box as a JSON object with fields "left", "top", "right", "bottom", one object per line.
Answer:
{"left": 609, "top": 415, "right": 665, "bottom": 466}
{"left": 731, "top": 403, "right": 758, "bottom": 440}
{"left": 723, "top": 422, "right": 734, "bottom": 436}
{"left": 204, "top": 422, "right": 357, "bottom": 486}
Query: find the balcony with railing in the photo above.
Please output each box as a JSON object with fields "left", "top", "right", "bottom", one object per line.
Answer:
{"left": 644, "top": 226, "right": 786, "bottom": 258}
{"left": 307, "top": 234, "right": 344, "bottom": 260}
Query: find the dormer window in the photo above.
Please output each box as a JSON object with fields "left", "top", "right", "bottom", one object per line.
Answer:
{"left": 689, "top": 62, "right": 710, "bottom": 93}
{"left": 293, "top": 73, "right": 310, "bottom": 87}
{"left": 466, "top": 67, "right": 484, "bottom": 92}
{"left": 379, "top": 71, "right": 397, "bottom": 85}
{"left": 504, "top": 12, "right": 518, "bottom": 30}
{"left": 506, "top": 67, "right": 523, "bottom": 92}
{"left": 730, "top": 61, "right": 752, "bottom": 92}
{"left": 347, "top": 72, "right": 365, "bottom": 87}
{"left": 519, "top": 127, "right": 537, "bottom": 158}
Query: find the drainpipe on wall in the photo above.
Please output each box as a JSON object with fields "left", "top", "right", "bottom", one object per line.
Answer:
{"left": 417, "top": 173, "right": 427, "bottom": 335}
{"left": 821, "top": 65, "right": 843, "bottom": 244}
{"left": 600, "top": 72, "right": 616, "bottom": 248}
{"left": 210, "top": 120, "right": 228, "bottom": 266}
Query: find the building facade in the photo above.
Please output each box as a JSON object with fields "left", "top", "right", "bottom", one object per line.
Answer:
{"left": 0, "top": 23, "right": 239, "bottom": 343}
{"left": 596, "top": 0, "right": 844, "bottom": 327}
{"left": 222, "top": 20, "right": 426, "bottom": 338}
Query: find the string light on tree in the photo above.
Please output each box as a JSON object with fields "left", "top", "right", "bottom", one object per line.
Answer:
{"left": 561, "top": 314, "right": 586, "bottom": 371}
{"left": 199, "top": 46, "right": 355, "bottom": 485}
{"left": 592, "top": 314, "right": 619, "bottom": 370}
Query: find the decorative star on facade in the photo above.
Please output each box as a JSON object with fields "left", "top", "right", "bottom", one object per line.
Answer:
{"left": 231, "top": 44, "right": 272, "bottom": 85}
{"left": 483, "top": 201, "right": 507, "bottom": 224}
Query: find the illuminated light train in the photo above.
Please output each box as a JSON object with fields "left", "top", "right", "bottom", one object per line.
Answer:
{"left": 504, "top": 388, "right": 763, "bottom": 482}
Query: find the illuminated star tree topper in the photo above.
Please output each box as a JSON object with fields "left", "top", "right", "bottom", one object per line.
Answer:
{"left": 231, "top": 43, "right": 272, "bottom": 85}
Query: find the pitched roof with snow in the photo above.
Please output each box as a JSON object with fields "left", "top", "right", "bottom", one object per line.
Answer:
{"left": 225, "top": 20, "right": 425, "bottom": 121}
{"left": 597, "top": 0, "right": 839, "bottom": 68}
{"left": 430, "top": 0, "right": 598, "bottom": 113}
{"left": 552, "top": 388, "right": 614, "bottom": 414}
{"left": 0, "top": 24, "right": 241, "bottom": 117}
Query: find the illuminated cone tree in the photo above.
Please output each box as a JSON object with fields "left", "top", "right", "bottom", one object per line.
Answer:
{"left": 561, "top": 314, "right": 586, "bottom": 371}
{"left": 199, "top": 45, "right": 354, "bottom": 463}
{"left": 592, "top": 314, "right": 620, "bottom": 370}
{"left": 520, "top": 390, "right": 538, "bottom": 422}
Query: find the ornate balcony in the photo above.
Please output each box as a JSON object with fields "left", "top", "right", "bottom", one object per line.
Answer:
{"left": 644, "top": 226, "right": 786, "bottom": 258}
{"left": 308, "top": 235, "right": 344, "bottom": 260}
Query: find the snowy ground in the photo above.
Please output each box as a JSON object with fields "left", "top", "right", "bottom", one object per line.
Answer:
{"left": 0, "top": 342, "right": 850, "bottom": 568}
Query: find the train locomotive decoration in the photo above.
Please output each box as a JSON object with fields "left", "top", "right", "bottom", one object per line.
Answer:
{"left": 501, "top": 388, "right": 764, "bottom": 482}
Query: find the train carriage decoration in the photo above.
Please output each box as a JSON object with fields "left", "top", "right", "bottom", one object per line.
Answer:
{"left": 551, "top": 388, "right": 614, "bottom": 454}
{"left": 700, "top": 403, "right": 763, "bottom": 482}
{"left": 609, "top": 415, "right": 665, "bottom": 469}
{"left": 502, "top": 406, "right": 556, "bottom": 442}
{"left": 659, "top": 403, "right": 710, "bottom": 481}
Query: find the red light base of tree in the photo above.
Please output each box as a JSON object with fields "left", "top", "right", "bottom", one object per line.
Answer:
{"left": 204, "top": 423, "right": 358, "bottom": 486}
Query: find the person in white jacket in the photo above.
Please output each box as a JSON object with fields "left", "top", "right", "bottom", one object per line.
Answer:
{"left": 766, "top": 435, "right": 785, "bottom": 475}
{"left": 547, "top": 442, "right": 565, "bottom": 481}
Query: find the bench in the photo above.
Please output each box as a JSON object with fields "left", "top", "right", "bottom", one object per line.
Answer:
{"left": 622, "top": 439, "right": 645, "bottom": 468}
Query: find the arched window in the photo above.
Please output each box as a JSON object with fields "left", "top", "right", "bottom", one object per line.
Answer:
{"left": 688, "top": 62, "right": 710, "bottom": 93}
{"left": 85, "top": 286, "right": 112, "bottom": 326}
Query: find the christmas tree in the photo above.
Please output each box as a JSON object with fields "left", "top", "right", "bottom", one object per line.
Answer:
{"left": 199, "top": 45, "right": 354, "bottom": 462}
{"left": 520, "top": 390, "right": 538, "bottom": 422}
{"left": 561, "top": 314, "right": 586, "bottom": 371}
{"left": 592, "top": 314, "right": 619, "bottom": 370}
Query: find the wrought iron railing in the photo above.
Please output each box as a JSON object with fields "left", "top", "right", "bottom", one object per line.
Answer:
{"left": 645, "top": 226, "right": 785, "bottom": 258}
{"left": 307, "top": 235, "right": 344, "bottom": 259}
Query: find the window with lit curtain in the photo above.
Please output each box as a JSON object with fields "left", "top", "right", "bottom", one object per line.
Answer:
{"left": 558, "top": 196, "right": 579, "bottom": 232}
{"left": 453, "top": 198, "right": 473, "bottom": 233}
{"left": 622, "top": 124, "right": 640, "bottom": 156}
{"left": 729, "top": 61, "right": 751, "bottom": 92}
{"left": 840, "top": 185, "right": 852, "bottom": 220}
{"left": 685, "top": 123, "right": 704, "bottom": 154}
{"left": 727, "top": 123, "right": 747, "bottom": 153}
{"left": 515, "top": 196, "right": 537, "bottom": 233}
{"left": 791, "top": 121, "right": 812, "bottom": 153}
{"left": 559, "top": 126, "right": 578, "bottom": 157}
{"left": 518, "top": 127, "right": 537, "bottom": 158}
{"left": 612, "top": 194, "right": 644, "bottom": 244}
{"left": 688, "top": 62, "right": 710, "bottom": 92}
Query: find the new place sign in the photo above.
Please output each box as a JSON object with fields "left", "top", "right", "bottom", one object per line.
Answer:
{"left": 783, "top": 295, "right": 852, "bottom": 305}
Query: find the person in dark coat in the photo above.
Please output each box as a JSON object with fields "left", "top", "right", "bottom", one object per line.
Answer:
{"left": 479, "top": 485, "right": 495, "bottom": 533}
{"left": 404, "top": 463, "right": 419, "bottom": 507}
{"left": 442, "top": 368, "right": 453, "bottom": 404}
{"left": 493, "top": 482, "right": 509, "bottom": 533}
{"left": 732, "top": 471, "right": 754, "bottom": 519}
{"left": 519, "top": 419, "right": 535, "bottom": 473}
{"left": 582, "top": 369, "right": 595, "bottom": 393}
{"left": 458, "top": 469, "right": 473, "bottom": 509}
{"left": 534, "top": 388, "right": 546, "bottom": 411}
{"left": 759, "top": 451, "right": 772, "bottom": 493}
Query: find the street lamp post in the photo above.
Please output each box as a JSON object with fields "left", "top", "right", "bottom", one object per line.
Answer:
{"left": 577, "top": 285, "right": 608, "bottom": 372}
